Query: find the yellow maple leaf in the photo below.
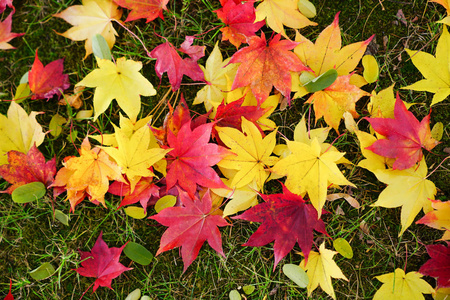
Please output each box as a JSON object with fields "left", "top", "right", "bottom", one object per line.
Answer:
{"left": 272, "top": 138, "right": 354, "bottom": 215}
{"left": 355, "top": 129, "right": 394, "bottom": 173}
{"left": 372, "top": 158, "right": 436, "bottom": 236}
{"left": 255, "top": 0, "right": 316, "bottom": 38}
{"left": 216, "top": 117, "right": 278, "bottom": 189}
{"left": 0, "top": 101, "right": 45, "bottom": 165}
{"left": 299, "top": 242, "right": 348, "bottom": 300}
{"left": 102, "top": 124, "right": 170, "bottom": 192}
{"left": 54, "top": 0, "right": 122, "bottom": 59}
{"left": 373, "top": 268, "right": 434, "bottom": 300}
{"left": 194, "top": 42, "right": 238, "bottom": 112}
{"left": 402, "top": 25, "right": 450, "bottom": 106}
{"left": 54, "top": 138, "right": 124, "bottom": 211}
{"left": 76, "top": 57, "right": 156, "bottom": 121}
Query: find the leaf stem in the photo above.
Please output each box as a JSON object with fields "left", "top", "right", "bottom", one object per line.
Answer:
{"left": 425, "top": 155, "right": 450, "bottom": 179}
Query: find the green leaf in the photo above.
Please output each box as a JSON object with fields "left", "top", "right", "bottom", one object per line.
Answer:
{"left": 92, "top": 34, "right": 112, "bottom": 60}
{"left": 54, "top": 209, "right": 69, "bottom": 226}
{"left": 431, "top": 122, "right": 444, "bottom": 141}
{"left": 154, "top": 195, "right": 177, "bottom": 213}
{"left": 304, "top": 69, "right": 338, "bottom": 93}
{"left": 333, "top": 238, "right": 354, "bottom": 259}
{"left": 13, "top": 83, "right": 31, "bottom": 103}
{"left": 243, "top": 285, "right": 255, "bottom": 295}
{"left": 19, "top": 71, "right": 29, "bottom": 84}
{"left": 29, "top": 262, "right": 56, "bottom": 281}
{"left": 362, "top": 55, "right": 379, "bottom": 83}
{"left": 282, "top": 263, "right": 309, "bottom": 288}
{"left": 12, "top": 182, "right": 46, "bottom": 203}
{"left": 124, "top": 206, "right": 147, "bottom": 219}
{"left": 229, "top": 290, "right": 241, "bottom": 300}
{"left": 124, "top": 242, "right": 153, "bottom": 266}
{"left": 49, "top": 114, "right": 67, "bottom": 137}
{"left": 297, "top": 0, "right": 316, "bottom": 18}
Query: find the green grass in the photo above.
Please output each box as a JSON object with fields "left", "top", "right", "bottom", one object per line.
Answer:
{"left": 1, "top": 0, "right": 449, "bottom": 299}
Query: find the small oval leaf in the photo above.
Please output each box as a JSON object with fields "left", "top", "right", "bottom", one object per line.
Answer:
{"left": 243, "top": 285, "right": 255, "bottom": 295}
{"left": 125, "top": 288, "right": 141, "bottom": 300}
{"left": 229, "top": 290, "right": 241, "bottom": 300}
{"left": 19, "top": 71, "right": 29, "bottom": 84}
{"left": 14, "top": 83, "right": 31, "bottom": 103}
{"left": 12, "top": 182, "right": 46, "bottom": 203}
{"left": 54, "top": 209, "right": 70, "bottom": 226}
{"left": 282, "top": 264, "right": 309, "bottom": 288}
{"left": 140, "top": 296, "right": 151, "bottom": 300}
{"left": 431, "top": 122, "right": 444, "bottom": 141}
{"left": 49, "top": 114, "right": 67, "bottom": 137}
{"left": 124, "top": 242, "right": 153, "bottom": 266}
{"left": 304, "top": 69, "right": 338, "bottom": 93}
{"left": 29, "top": 262, "right": 56, "bottom": 281}
{"left": 75, "top": 110, "right": 93, "bottom": 120}
{"left": 362, "top": 55, "right": 379, "bottom": 83}
{"left": 297, "top": 0, "right": 316, "bottom": 18}
{"left": 124, "top": 206, "right": 147, "bottom": 219}
{"left": 92, "top": 34, "right": 112, "bottom": 60}
{"left": 299, "top": 71, "right": 316, "bottom": 86}
{"left": 155, "top": 195, "right": 177, "bottom": 213}
{"left": 333, "top": 238, "right": 354, "bottom": 259}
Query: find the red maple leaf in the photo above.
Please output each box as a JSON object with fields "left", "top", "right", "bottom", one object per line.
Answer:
{"left": 0, "top": 144, "right": 56, "bottom": 194}
{"left": 215, "top": 0, "right": 265, "bottom": 49}
{"left": 0, "top": 0, "right": 14, "bottom": 13}
{"left": 113, "top": 0, "right": 169, "bottom": 23}
{"left": 229, "top": 33, "right": 310, "bottom": 103}
{"left": 0, "top": 12, "right": 24, "bottom": 50}
{"left": 28, "top": 49, "right": 70, "bottom": 100}
{"left": 233, "top": 184, "right": 328, "bottom": 270}
{"left": 365, "top": 94, "right": 439, "bottom": 170}
{"left": 109, "top": 176, "right": 159, "bottom": 211}
{"left": 75, "top": 232, "right": 132, "bottom": 292}
{"left": 150, "top": 189, "right": 230, "bottom": 272}
{"left": 212, "top": 98, "right": 269, "bottom": 142}
{"left": 165, "top": 119, "right": 230, "bottom": 198}
{"left": 419, "top": 242, "right": 450, "bottom": 288}
{"left": 3, "top": 279, "right": 14, "bottom": 300}
{"left": 150, "top": 36, "right": 205, "bottom": 91}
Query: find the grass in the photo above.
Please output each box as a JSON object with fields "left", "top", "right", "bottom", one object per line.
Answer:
{"left": 1, "top": 0, "right": 449, "bottom": 299}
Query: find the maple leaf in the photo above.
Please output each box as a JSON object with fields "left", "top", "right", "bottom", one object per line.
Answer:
{"left": 299, "top": 242, "right": 348, "bottom": 300}
{"left": 272, "top": 138, "right": 354, "bottom": 215}
{"left": 373, "top": 268, "right": 435, "bottom": 300}
{"left": 372, "top": 158, "right": 436, "bottom": 235}
{"left": 229, "top": 33, "right": 310, "bottom": 103}
{"left": 113, "top": 0, "right": 168, "bottom": 23}
{"left": 0, "top": 145, "right": 56, "bottom": 194}
{"left": 365, "top": 94, "right": 439, "bottom": 170}
{"left": 402, "top": 25, "right": 450, "bottom": 105}
{"left": 194, "top": 42, "right": 238, "bottom": 111}
{"left": 102, "top": 124, "right": 170, "bottom": 192}
{"left": 28, "top": 50, "right": 70, "bottom": 100}
{"left": 215, "top": 0, "right": 265, "bottom": 49}
{"left": 0, "top": 12, "right": 23, "bottom": 50}
{"left": 150, "top": 36, "right": 205, "bottom": 91}
{"left": 419, "top": 242, "right": 450, "bottom": 288}
{"left": 76, "top": 57, "right": 156, "bottom": 122}
{"left": 54, "top": 0, "right": 122, "bottom": 59}
{"left": 233, "top": 184, "right": 327, "bottom": 270}
{"left": 306, "top": 74, "right": 369, "bottom": 132}
{"left": 416, "top": 199, "right": 450, "bottom": 234}
{"left": 355, "top": 129, "right": 394, "bottom": 173}
{"left": 0, "top": 101, "right": 45, "bottom": 165}
{"left": 75, "top": 232, "right": 132, "bottom": 292}
{"left": 52, "top": 138, "right": 124, "bottom": 212}
{"left": 109, "top": 176, "right": 159, "bottom": 211}
{"left": 217, "top": 117, "right": 278, "bottom": 189}
{"left": 254, "top": 0, "right": 316, "bottom": 37}
{"left": 165, "top": 120, "right": 230, "bottom": 198}
{"left": 0, "top": 0, "right": 14, "bottom": 13}
{"left": 150, "top": 189, "right": 230, "bottom": 272}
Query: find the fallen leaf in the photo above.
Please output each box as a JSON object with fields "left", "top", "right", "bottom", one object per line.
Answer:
{"left": 0, "top": 12, "right": 24, "bottom": 49}
{"left": 419, "top": 242, "right": 450, "bottom": 288}
{"left": 113, "top": 0, "right": 168, "bottom": 23}
{"left": 109, "top": 176, "right": 159, "bottom": 211}
{"left": 54, "top": 0, "right": 123, "bottom": 59}
{"left": 28, "top": 50, "right": 70, "bottom": 100}
{"left": 59, "top": 86, "right": 84, "bottom": 109}
{"left": 0, "top": 0, "right": 14, "bottom": 13}
{"left": 233, "top": 184, "right": 328, "bottom": 270}
{"left": 373, "top": 268, "right": 434, "bottom": 300}
{"left": 416, "top": 199, "right": 450, "bottom": 233}
{"left": 150, "top": 189, "right": 230, "bottom": 272}
{"left": 75, "top": 232, "right": 132, "bottom": 292}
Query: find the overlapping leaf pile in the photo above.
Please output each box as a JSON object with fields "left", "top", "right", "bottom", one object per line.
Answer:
{"left": 1, "top": 0, "right": 449, "bottom": 298}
